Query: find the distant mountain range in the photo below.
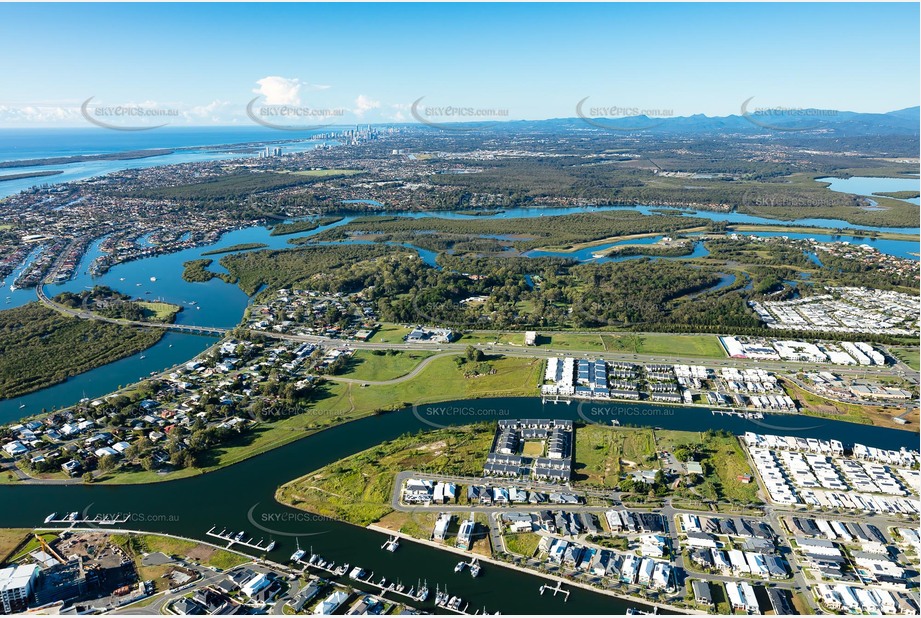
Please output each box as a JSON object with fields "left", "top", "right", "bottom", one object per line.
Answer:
{"left": 490, "top": 106, "right": 920, "bottom": 137}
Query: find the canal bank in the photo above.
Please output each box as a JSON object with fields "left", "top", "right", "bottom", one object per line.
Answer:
{"left": 367, "top": 524, "right": 699, "bottom": 615}
{"left": 2, "top": 398, "right": 917, "bottom": 614}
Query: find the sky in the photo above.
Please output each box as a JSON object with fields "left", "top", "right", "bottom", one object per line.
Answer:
{"left": 0, "top": 2, "right": 918, "bottom": 127}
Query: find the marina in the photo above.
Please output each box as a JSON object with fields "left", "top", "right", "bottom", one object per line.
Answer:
{"left": 205, "top": 526, "right": 276, "bottom": 552}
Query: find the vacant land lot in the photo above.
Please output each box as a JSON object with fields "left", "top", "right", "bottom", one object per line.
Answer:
{"left": 601, "top": 333, "right": 725, "bottom": 357}
{"left": 341, "top": 350, "right": 435, "bottom": 382}
{"left": 780, "top": 378, "right": 915, "bottom": 431}
{"left": 573, "top": 424, "right": 758, "bottom": 503}
{"left": 573, "top": 425, "right": 657, "bottom": 487}
{"left": 0, "top": 529, "right": 32, "bottom": 563}
{"left": 277, "top": 423, "right": 495, "bottom": 525}
{"left": 657, "top": 429, "right": 759, "bottom": 504}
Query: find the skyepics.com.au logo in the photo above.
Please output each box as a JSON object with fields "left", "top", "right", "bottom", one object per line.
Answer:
{"left": 740, "top": 97, "right": 838, "bottom": 132}
{"left": 738, "top": 187, "right": 841, "bottom": 211}
{"left": 576, "top": 97, "right": 673, "bottom": 131}
{"left": 72, "top": 503, "right": 180, "bottom": 529}
{"left": 412, "top": 403, "right": 512, "bottom": 429}
{"left": 246, "top": 503, "right": 331, "bottom": 538}
{"left": 576, "top": 400, "right": 676, "bottom": 425}
{"left": 246, "top": 98, "right": 346, "bottom": 131}
{"left": 81, "top": 97, "right": 179, "bottom": 131}
{"left": 246, "top": 406, "right": 354, "bottom": 422}
{"left": 410, "top": 96, "right": 509, "bottom": 131}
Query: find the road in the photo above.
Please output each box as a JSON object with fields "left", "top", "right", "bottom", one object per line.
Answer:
{"left": 35, "top": 283, "right": 920, "bottom": 387}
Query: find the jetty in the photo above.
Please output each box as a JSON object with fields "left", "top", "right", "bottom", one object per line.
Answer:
{"left": 711, "top": 409, "right": 764, "bottom": 420}
{"left": 298, "top": 553, "right": 349, "bottom": 576}
{"left": 381, "top": 535, "right": 400, "bottom": 552}
{"left": 206, "top": 526, "right": 276, "bottom": 552}
{"left": 44, "top": 512, "right": 129, "bottom": 526}
{"left": 435, "top": 584, "right": 470, "bottom": 614}
{"left": 539, "top": 581, "right": 570, "bottom": 601}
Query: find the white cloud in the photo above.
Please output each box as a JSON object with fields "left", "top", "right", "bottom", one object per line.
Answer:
{"left": 253, "top": 76, "right": 303, "bottom": 106}
{"left": 353, "top": 94, "right": 381, "bottom": 118}
{"left": 0, "top": 104, "right": 81, "bottom": 124}
{"left": 184, "top": 99, "right": 232, "bottom": 122}
{"left": 252, "top": 76, "right": 333, "bottom": 107}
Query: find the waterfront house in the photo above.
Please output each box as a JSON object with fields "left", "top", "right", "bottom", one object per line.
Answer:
{"left": 692, "top": 580, "right": 713, "bottom": 606}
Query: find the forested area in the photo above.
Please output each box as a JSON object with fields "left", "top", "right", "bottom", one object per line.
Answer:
{"left": 0, "top": 303, "right": 163, "bottom": 399}
{"left": 311, "top": 211, "right": 711, "bottom": 251}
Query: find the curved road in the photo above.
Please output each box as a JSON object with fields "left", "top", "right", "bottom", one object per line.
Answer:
{"left": 35, "top": 283, "right": 920, "bottom": 389}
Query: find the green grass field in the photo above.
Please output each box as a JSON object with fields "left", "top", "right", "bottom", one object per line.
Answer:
{"left": 573, "top": 425, "right": 658, "bottom": 487}
{"left": 891, "top": 347, "right": 920, "bottom": 371}
{"left": 573, "top": 424, "right": 758, "bottom": 503}
{"left": 457, "top": 331, "right": 527, "bottom": 345}
{"left": 0, "top": 529, "right": 32, "bottom": 563}
{"left": 523, "top": 332, "right": 725, "bottom": 357}
{"left": 314, "top": 354, "right": 543, "bottom": 416}
{"left": 368, "top": 323, "right": 413, "bottom": 344}
{"left": 136, "top": 301, "right": 181, "bottom": 322}
{"left": 602, "top": 333, "right": 725, "bottom": 357}
{"left": 341, "top": 350, "right": 435, "bottom": 381}
{"left": 540, "top": 333, "right": 608, "bottom": 350}
{"left": 504, "top": 532, "right": 542, "bottom": 557}
{"left": 656, "top": 429, "right": 759, "bottom": 504}
{"left": 522, "top": 440, "right": 545, "bottom": 457}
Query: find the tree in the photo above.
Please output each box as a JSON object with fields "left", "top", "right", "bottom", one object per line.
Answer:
{"left": 82, "top": 472, "right": 94, "bottom": 483}
{"left": 98, "top": 455, "right": 118, "bottom": 472}
{"left": 465, "top": 345, "right": 485, "bottom": 362}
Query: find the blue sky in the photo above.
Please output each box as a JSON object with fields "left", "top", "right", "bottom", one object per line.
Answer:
{"left": 0, "top": 2, "right": 918, "bottom": 126}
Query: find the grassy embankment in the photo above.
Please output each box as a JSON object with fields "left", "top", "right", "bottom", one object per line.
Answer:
{"left": 96, "top": 353, "right": 541, "bottom": 484}
{"left": 781, "top": 378, "right": 918, "bottom": 431}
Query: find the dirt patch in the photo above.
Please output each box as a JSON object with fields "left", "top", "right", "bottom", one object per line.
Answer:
{"left": 419, "top": 440, "right": 447, "bottom": 453}
{"left": 186, "top": 545, "right": 217, "bottom": 562}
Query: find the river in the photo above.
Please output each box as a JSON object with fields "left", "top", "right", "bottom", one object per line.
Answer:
{"left": 818, "top": 176, "right": 920, "bottom": 206}
{"left": 3, "top": 397, "right": 916, "bottom": 614}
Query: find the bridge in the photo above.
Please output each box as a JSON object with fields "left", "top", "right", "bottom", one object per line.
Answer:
{"left": 35, "top": 284, "right": 228, "bottom": 337}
